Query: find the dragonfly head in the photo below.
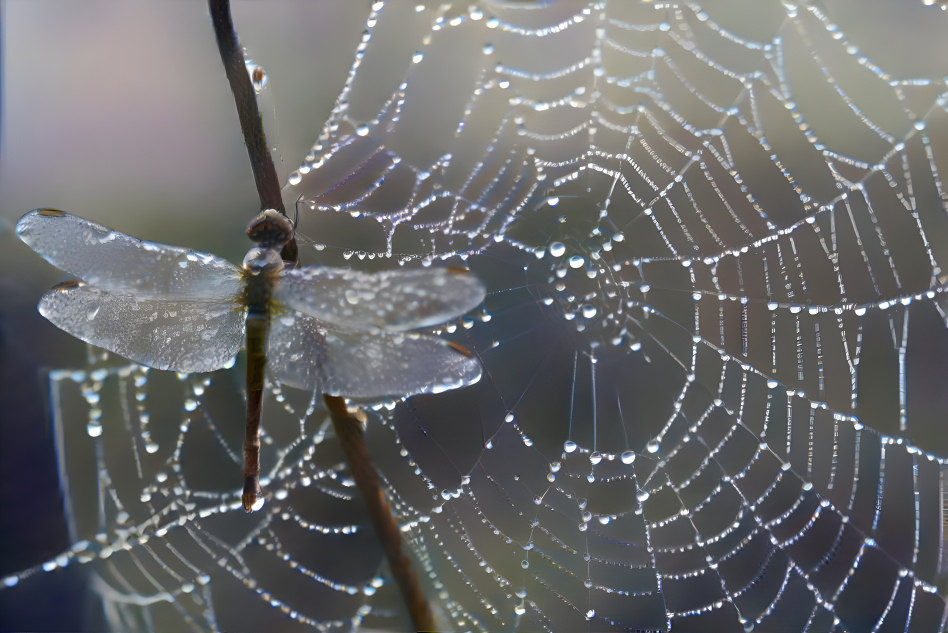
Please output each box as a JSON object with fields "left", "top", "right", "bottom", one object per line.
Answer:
{"left": 242, "top": 246, "right": 284, "bottom": 275}
{"left": 246, "top": 209, "right": 293, "bottom": 250}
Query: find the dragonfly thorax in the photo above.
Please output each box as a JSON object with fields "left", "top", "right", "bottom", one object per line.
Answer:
{"left": 242, "top": 246, "right": 284, "bottom": 275}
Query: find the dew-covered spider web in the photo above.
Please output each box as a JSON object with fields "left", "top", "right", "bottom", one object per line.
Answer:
{"left": 6, "top": 1, "right": 948, "bottom": 631}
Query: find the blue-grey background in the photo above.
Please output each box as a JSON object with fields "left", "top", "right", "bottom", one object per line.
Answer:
{"left": 2, "top": 1, "right": 948, "bottom": 631}
{"left": 0, "top": 3, "right": 368, "bottom": 629}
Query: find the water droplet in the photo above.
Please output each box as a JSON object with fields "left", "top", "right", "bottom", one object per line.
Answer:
{"left": 568, "top": 255, "right": 584, "bottom": 268}
{"left": 86, "top": 421, "right": 102, "bottom": 437}
{"left": 636, "top": 490, "right": 650, "bottom": 502}
{"left": 412, "top": 52, "right": 424, "bottom": 63}
{"left": 246, "top": 63, "right": 268, "bottom": 94}
{"left": 521, "top": 560, "right": 529, "bottom": 569}
{"left": 589, "top": 451, "right": 602, "bottom": 465}
{"left": 549, "top": 242, "right": 566, "bottom": 257}
{"left": 585, "top": 609, "right": 596, "bottom": 620}
{"left": 646, "top": 439, "right": 660, "bottom": 453}
{"left": 620, "top": 451, "right": 636, "bottom": 464}
{"left": 563, "top": 440, "right": 577, "bottom": 453}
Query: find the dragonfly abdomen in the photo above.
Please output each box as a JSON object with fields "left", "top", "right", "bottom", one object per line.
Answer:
{"left": 239, "top": 263, "right": 280, "bottom": 512}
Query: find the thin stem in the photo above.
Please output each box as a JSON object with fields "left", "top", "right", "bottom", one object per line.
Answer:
{"left": 209, "top": 0, "right": 283, "bottom": 213}
{"left": 207, "top": 0, "right": 298, "bottom": 263}
{"left": 324, "top": 395, "right": 436, "bottom": 631}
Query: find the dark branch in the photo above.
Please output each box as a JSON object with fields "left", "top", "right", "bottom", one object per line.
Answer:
{"left": 208, "top": 0, "right": 302, "bottom": 268}
{"left": 208, "top": 0, "right": 284, "bottom": 213}
{"left": 324, "top": 395, "right": 436, "bottom": 631}
{"left": 208, "top": 0, "right": 283, "bottom": 211}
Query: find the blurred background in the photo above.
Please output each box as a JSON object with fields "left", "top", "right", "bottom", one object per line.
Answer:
{"left": 0, "top": 2, "right": 371, "bottom": 629}
{"left": 3, "top": 1, "right": 948, "bottom": 632}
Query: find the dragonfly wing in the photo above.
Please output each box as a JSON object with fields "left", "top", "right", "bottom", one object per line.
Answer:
{"left": 17, "top": 209, "right": 242, "bottom": 299}
{"left": 276, "top": 266, "right": 485, "bottom": 331}
{"left": 39, "top": 281, "right": 244, "bottom": 373}
{"left": 268, "top": 312, "right": 481, "bottom": 397}
{"left": 265, "top": 312, "right": 328, "bottom": 393}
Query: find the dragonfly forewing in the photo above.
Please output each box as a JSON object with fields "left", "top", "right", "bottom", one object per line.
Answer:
{"left": 17, "top": 209, "right": 242, "bottom": 299}
{"left": 39, "top": 281, "right": 245, "bottom": 373}
{"left": 268, "top": 311, "right": 481, "bottom": 398}
{"left": 277, "top": 267, "right": 486, "bottom": 331}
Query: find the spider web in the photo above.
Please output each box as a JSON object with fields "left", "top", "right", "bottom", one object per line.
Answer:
{"left": 5, "top": 1, "right": 948, "bottom": 631}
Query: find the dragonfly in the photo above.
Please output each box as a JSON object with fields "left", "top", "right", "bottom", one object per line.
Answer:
{"left": 17, "top": 208, "right": 485, "bottom": 511}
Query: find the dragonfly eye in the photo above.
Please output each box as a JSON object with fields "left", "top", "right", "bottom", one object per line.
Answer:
{"left": 242, "top": 246, "right": 284, "bottom": 274}
{"left": 246, "top": 209, "right": 294, "bottom": 248}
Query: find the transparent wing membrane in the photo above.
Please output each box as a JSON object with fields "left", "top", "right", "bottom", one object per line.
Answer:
{"left": 17, "top": 209, "right": 242, "bottom": 299}
{"left": 268, "top": 310, "right": 481, "bottom": 397}
{"left": 39, "top": 281, "right": 244, "bottom": 373}
{"left": 277, "top": 266, "right": 486, "bottom": 331}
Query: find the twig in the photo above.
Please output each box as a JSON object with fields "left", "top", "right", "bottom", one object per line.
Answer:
{"left": 207, "top": 1, "right": 433, "bottom": 628}
{"left": 207, "top": 0, "right": 298, "bottom": 263}
{"left": 208, "top": 0, "right": 284, "bottom": 213}
{"left": 324, "top": 395, "right": 436, "bottom": 631}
